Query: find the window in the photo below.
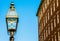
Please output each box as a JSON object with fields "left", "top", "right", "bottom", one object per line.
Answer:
{"left": 53, "top": 2, "right": 55, "bottom": 11}
{"left": 57, "top": 11, "right": 59, "bottom": 24}
{"left": 48, "top": 38, "right": 50, "bottom": 41}
{"left": 43, "top": 33, "right": 44, "bottom": 40}
{"left": 48, "top": 24, "right": 50, "bottom": 35}
{"left": 48, "top": 11, "right": 49, "bottom": 20}
{"left": 42, "top": 23, "right": 43, "bottom": 30}
{"left": 41, "top": 35, "right": 43, "bottom": 41}
{"left": 41, "top": 9, "right": 42, "bottom": 16}
{"left": 49, "top": 0, "right": 52, "bottom": 2}
{"left": 45, "top": 2, "right": 47, "bottom": 9}
{"left": 40, "top": 36, "right": 42, "bottom": 41}
{"left": 42, "top": 33, "right": 44, "bottom": 41}
{"left": 44, "top": 19, "right": 45, "bottom": 27}
{"left": 57, "top": 0, "right": 59, "bottom": 7}
{"left": 46, "top": 14, "right": 47, "bottom": 23}
{"left": 39, "top": 29, "right": 40, "bottom": 35}
{"left": 47, "top": 0, "right": 49, "bottom": 5}
{"left": 43, "top": 20, "right": 44, "bottom": 27}
{"left": 51, "top": 35, "right": 54, "bottom": 41}
{"left": 46, "top": 27, "right": 48, "bottom": 37}
{"left": 58, "top": 31, "right": 60, "bottom": 41}
{"left": 41, "top": 25, "right": 42, "bottom": 32}
{"left": 38, "top": 13, "right": 41, "bottom": 23}
{"left": 43, "top": 7, "right": 45, "bottom": 13}
{"left": 44, "top": 30, "right": 45, "bottom": 40}
{"left": 40, "top": 24, "right": 42, "bottom": 33}
{"left": 52, "top": 38, "right": 53, "bottom": 41}
{"left": 54, "top": 17, "right": 56, "bottom": 28}
{"left": 55, "top": 35, "right": 57, "bottom": 41}
{"left": 44, "top": 0, "right": 47, "bottom": 9}
{"left": 51, "top": 7, "right": 52, "bottom": 15}
{"left": 51, "top": 21, "right": 53, "bottom": 31}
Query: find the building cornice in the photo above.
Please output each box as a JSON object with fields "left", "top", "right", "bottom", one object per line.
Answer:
{"left": 36, "top": 0, "right": 44, "bottom": 16}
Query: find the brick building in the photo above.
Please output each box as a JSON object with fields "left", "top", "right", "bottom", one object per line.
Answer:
{"left": 37, "top": 0, "right": 60, "bottom": 41}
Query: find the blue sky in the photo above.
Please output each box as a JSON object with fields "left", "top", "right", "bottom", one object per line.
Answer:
{"left": 0, "top": 0, "right": 41, "bottom": 41}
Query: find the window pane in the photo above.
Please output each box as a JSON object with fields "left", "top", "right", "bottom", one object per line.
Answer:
{"left": 48, "top": 24, "right": 50, "bottom": 34}
{"left": 58, "top": 31, "right": 60, "bottom": 41}
{"left": 46, "top": 27, "right": 48, "bottom": 37}
{"left": 44, "top": 30, "right": 46, "bottom": 40}
{"left": 51, "top": 22, "right": 53, "bottom": 31}
{"left": 44, "top": 19, "right": 45, "bottom": 27}
{"left": 52, "top": 38, "right": 53, "bottom": 41}
{"left": 7, "top": 18, "right": 17, "bottom": 30}
{"left": 47, "top": 0, "right": 49, "bottom": 5}
{"left": 51, "top": 7, "right": 52, "bottom": 15}
{"left": 46, "top": 15, "right": 47, "bottom": 23}
{"left": 54, "top": 18, "right": 56, "bottom": 27}
{"left": 57, "top": 0, "right": 59, "bottom": 7}
{"left": 57, "top": 11, "right": 59, "bottom": 24}
{"left": 48, "top": 11, "right": 49, "bottom": 20}
{"left": 55, "top": 35, "right": 57, "bottom": 41}
{"left": 53, "top": 2, "right": 55, "bottom": 11}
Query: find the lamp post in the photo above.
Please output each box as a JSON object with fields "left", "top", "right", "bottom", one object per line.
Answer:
{"left": 6, "top": 2, "right": 18, "bottom": 41}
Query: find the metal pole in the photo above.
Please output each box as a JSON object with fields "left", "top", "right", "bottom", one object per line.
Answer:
{"left": 10, "top": 31, "right": 14, "bottom": 41}
{"left": 10, "top": 36, "right": 14, "bottom": 41}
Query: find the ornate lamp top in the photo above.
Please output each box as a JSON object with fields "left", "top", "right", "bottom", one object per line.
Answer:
{"left": 6, "top": 2, "right": 18, "bottom": 18}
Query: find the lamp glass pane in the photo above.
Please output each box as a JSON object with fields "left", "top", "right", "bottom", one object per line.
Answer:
{"left": 7, "top": 18, "right": 17, "bottom": 30}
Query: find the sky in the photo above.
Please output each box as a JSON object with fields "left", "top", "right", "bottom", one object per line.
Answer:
{"left": 0, "top": 0, "right": 41, "bottom": 41}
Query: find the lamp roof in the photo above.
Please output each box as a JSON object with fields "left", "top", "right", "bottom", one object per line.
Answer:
{"left": 6, "top": 2, "right": 18, "bottom": 18}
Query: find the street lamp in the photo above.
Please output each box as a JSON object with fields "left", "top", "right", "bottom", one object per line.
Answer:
{"left": 6, "top": 2, "right": 18, "bottom": 41}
